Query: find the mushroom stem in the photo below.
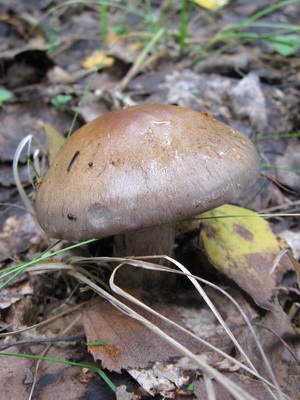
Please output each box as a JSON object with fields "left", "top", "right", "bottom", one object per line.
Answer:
{"left": 113, "top": 224, "right": 176, "bottom": 289}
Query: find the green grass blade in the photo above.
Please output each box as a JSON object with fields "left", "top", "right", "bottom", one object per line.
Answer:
{"left": 262, "top": 164, "right": 300, "bottom": 174}
{"left": 0, "top": 352, "right": 116, "bottom": 392}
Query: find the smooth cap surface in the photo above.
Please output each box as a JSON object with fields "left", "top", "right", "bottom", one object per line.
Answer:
{"left": 36, "top": 104, "right": 261, "bottom": 241}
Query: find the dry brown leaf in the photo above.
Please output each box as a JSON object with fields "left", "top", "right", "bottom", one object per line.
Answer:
{"left": 0, "top": 310, "right": 116, "bottom": 399}
{"left": 128, "top": 357, "right": 196, "bottom": 398}
{"left": 82, "top": 298, "right": 187, "bottom": 372}
{"left": 0, "top": 280, "right": 33, "bottom": 310}
{"left": 82, "top": 286, "right": 257, "bottom": 381}
{"left": 0, "top": 210, "right": 40, "bottom": 262}
{"left": 0, "top": 352, "right": 32, "bottom": 400}
{"left": 286, "top": 251, "right": 300, "bottom": 287}
{"left": 194, "top": 372, "right": 275, "bottom": 400}
{"left": 47, "top": 65, "right": 75, "bottom": 84}
{"left": 275, "top": 138, "right": 300, "bottom": 191}
{"left": 236, "top": 301, "right": 299, "bottom": 399}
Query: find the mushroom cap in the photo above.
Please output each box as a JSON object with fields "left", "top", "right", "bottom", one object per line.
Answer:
{"left": 36, "top": 104, "right": 261, "bottom": 241}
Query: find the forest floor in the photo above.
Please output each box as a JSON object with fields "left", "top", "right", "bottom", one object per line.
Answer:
{"left": 0, "top": 1, "right": 299, "bottom": 399}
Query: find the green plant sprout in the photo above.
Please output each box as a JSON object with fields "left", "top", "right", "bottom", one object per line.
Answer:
{"left": 265, "top": 33, "right": 300, "bottom": 56}
{"left": 51, "top": 94, "right": 73, "bottom": 108}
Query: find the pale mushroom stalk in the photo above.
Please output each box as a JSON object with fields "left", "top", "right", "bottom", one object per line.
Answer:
{"left": 36, "top": 104, "right": 261, "bottom": 289}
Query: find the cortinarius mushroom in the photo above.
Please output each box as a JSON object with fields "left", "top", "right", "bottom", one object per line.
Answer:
{"left": 36, "top": 104, "right": 260, "bottom": 287}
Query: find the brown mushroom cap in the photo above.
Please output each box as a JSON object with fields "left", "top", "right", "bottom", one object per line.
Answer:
{"left": 36, "top": 104, "right": 260, "bottom": 241}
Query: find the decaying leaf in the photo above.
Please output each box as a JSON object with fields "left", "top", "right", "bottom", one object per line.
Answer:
{"left": 0, "top": 352, "right": 32, "bottom": 399}
{"left": 200, "top": 204, "right": 284, "bottom": 308}
{"left": 38, "top": 120, "right": 66, "bottom": 164}
{"left": 0, "top": 281, "right": 32, "bottom": 310}
{"left": 0, "top": 211, "right": 40, "bottom": 263}
{"left": 83, "top": 298, "right": 205, "bottom": 398}
{"left": 115, "top": 385, "right": 140, "bottom": 400}
{"left": 82, "top": 298, "right": 182, "bottom": 373}
{"left": 286, "top": 251, "right": 300, "bottom": 287}
{"left": 82, "top": 287, "right": 260, "bottom": 398}
{"left": 275, "top": 138, "right": 300, "bottom": 190}
{"left": 236, "top": 300, "right": 299, "bottom": 400}
{"left": 128, "top": 357, "right": 195, "bottom": 398}
{"left": 279, "top": 229, "right": 300, "bottom": 259}
{"left": 194, "top": 372, "right": 276, "bottom": 400}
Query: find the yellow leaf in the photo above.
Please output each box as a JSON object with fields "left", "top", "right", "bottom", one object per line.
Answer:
{"left": 200, "top": 204, "right": 281, "bottom": 308}
{"left": 82, "top": 50, "right": 114, "bottom": 69}
{"left": 194, "top": 0, "right": 228, "bottom": 11}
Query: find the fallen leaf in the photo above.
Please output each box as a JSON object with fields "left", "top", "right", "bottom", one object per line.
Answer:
{"left": 116, "top": 385, "right": 140, "bottom": 400}
{"left": 82, "top": 50, "right": 114, "bottom": 69}
{"left": 286, "top": 252, "right": 300, "bottom": 287}
{"left": 38, "top": 120, "right": 66, "bottom": 164}
{"left": 0, "top": 211, "right": 40, "bottom": 263}
{"left": 0, "top": 352, "right": 32, "bottom": 399}
{"left": 236, "top": 301, "right": 299, "bottom": 399}
{"left": 194, "top": 372, "right": 276, "bottom": 400}
{"left": 128, "top": 358, "right": 194, "bottom": 398}
{"left": 194, "top": 0, "right": 228, "bottom": 11}
{"left": 200, "top": 204, "right": 283, "bottom": 308}
{"left": 275, "top": 138, "right": 300, "bottom": 191}
{"left": 47, "top": 65, "right": 75, "bottom": 84}
{"left": 82, "top": 287, "right": 255, "bottom": 394}
{"left": 0, "top": 102, "right": 75, "bottom": 163}
{"left": 82, "top": 298, "right": 186, "bottom": 372}
{"left": 279, "top": 229, "right": 300, "bottom": 259}
{"left": 0, "top": 281, "right": 33, "bottom": 310}
{"left": 231, "top": 72, "right": 268, "bottom": 133}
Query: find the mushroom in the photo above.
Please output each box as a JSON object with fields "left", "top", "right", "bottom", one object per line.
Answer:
{"left": 35, "top": 104, "right": 260, "bottom": 288}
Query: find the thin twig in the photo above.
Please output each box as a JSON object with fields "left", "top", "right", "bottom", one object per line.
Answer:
{"left": 0, "top": 334, "right": 86, "bottom": 351}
